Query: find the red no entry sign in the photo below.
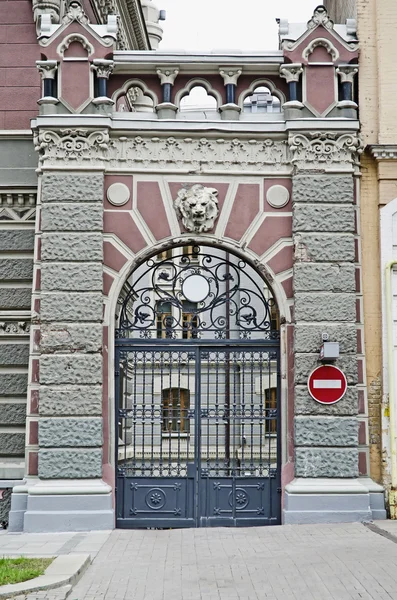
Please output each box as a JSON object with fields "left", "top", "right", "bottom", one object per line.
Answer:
{"left": 307, "top": 365, "right": 347, "bottom": 404}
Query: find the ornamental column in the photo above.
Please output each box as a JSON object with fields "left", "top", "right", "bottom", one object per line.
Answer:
{"left": 155, "top": 68, "right": 179, "bottom": 119}
{"left": 336, "top": 65, "right": 359, "bottom": 118}
{"left": 91, "top": 59, "right": 115, "bottom": 114}
{"left": 36, "top": 61, "right": 58, "bottom": 115}
{"left": 279, "top": 64, "right": 303, "bottom": 119}
{"left": 219, "top": 67, "right": 242, "bottom": 120}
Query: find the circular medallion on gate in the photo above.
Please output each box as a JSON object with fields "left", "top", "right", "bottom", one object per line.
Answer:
{"left": 145, "top": 488, "right": 166, "bottom": 510}
{"left": 228, "top": 488, "right": 249, "bottom": 510}
{"left": 182, "top": 274, "right": 210, "bottom": 303}
{"left": 308, "top": 365, "right": 347, "bottom": 404}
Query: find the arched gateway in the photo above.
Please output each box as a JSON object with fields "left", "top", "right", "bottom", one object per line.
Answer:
{"left": 115, "top": 245, "right": 281, "bottom": 527}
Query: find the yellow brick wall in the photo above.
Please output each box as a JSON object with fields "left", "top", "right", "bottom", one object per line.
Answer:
{"left": 325, "top": 0, "right": 397, "bottom": 485}
{"left": 358, "top": 0, "right": 397, "bottom": 484}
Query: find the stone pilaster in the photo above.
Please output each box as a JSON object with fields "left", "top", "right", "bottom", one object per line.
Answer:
{"left": 18, "top": 169, "right": 112, "bottom": 532}
{"left": 283, "top": 130, "right": 378, "bottom": 522}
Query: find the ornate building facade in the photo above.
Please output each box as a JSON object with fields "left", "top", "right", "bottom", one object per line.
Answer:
{"left": 0, "top": 0, "right": 385, "bottom": 531}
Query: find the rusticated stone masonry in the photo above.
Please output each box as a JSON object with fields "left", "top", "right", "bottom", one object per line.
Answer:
{"left": 37, "top": 172, "right": 104, "bottom": 479}
{"left": 293, "top": 174, "right": 359, "bottom": 478}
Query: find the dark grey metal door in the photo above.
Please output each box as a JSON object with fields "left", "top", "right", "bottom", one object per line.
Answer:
{"left": 115, "top": 245, "right": 281, "bottom": 527}
{"left": 115, "top": 342, "right": 281, "bottom": 528}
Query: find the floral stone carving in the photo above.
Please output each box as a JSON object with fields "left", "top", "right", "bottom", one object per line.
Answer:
{"left": 174, "top": 184, "right": 219, "bottom": 233}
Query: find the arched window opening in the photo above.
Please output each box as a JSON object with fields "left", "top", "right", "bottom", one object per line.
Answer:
{"left": 179, "top": 86, "right": 217, "bottom": 113}
{"left": 162, "top": 388, "right": 190, "bottom": 434}
{"left": 243, "top": 86, "right": 281, "bottom": 114}
{"left": 116, "top": 86, "right": 155, "bottom": 113}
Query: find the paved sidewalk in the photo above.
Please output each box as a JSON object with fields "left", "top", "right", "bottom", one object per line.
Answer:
{"left": 2, "top": 522, "right": 397, "bottom": 600}
{"left": 69, "top": 522, "right": 397, "bottom": 600}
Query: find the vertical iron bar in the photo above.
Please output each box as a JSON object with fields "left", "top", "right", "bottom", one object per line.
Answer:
{"left": 259, "top": 351, "right": 264, "bottom": 477}
{"left": 250, "top": 351, "right": 254, "bottom": 474}
{"left": 150, "top": 350, "right": 155, "bottom": 476}
{"left": 224, "top": 254, "right": 231, "bottom": 471}
{"left": 141, "top": 351, "right": 146, "bottom": 475}
{"left": 195, "top": 347, "right": 202, "bottom": 526}
{"left": 132, "top": 352, "right": 137, "bottom": 476}
{"left": 159, "top": 350, "right": 164, "bottom": 476}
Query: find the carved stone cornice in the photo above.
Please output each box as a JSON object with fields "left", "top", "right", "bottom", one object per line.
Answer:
{"left": 92, "top": 0, "right": 150, "bottom": 50}
{"left": 34, "top": 128, "right": 110, "bottom": 164}
{"left": 279, "top": 64, "right": 303, "bottom": 84}
{"left": 33, "top": 130, "right": 291, "bottom": 172}
{"left": 368, "top": 145, "right": 397, "bottom": 160}
{"left": 289, "top": 131, "right": 363, "bottom": 170}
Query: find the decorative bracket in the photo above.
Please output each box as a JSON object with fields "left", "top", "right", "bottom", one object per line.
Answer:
{"left": 156, "top": 67, "right": 179, "bottom": 86}
{"left": 279, "top": 64, "right": 303, "bottom": 84}
{"left": 219, "top": 67, "right": 242, "bottom": 86}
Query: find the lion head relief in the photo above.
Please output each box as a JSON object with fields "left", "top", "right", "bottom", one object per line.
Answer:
{"left": 174, "top": 184, "right": 219, "bottom": 233}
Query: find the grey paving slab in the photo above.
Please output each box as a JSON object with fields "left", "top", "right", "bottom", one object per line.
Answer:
{"left": 5, "top": 523, "right": 397, "bottom": 599}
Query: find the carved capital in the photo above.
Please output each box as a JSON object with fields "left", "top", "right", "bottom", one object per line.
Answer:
{"left": 307, "top": 6, "right": 334, "bottom": 31}
{"left": 91, "top": 59, "right": 115, "bottom": 79}
{"left": 174, "top": 184, "right": 219, "bottom": 233}
{"left": 219, "top": 68, "right": 242, "bottom": 86}
{"left": 279, "top": 63, "right": 303, "bottom": 84}
{"left": 289, "top": 131, "right": 363, "bottom": 171}
{"left": 156, "top": 67, "right": 179, "bottom": 86}
{"left": 36, "top": 60, "right": 58, "bottom": 80}
{"left": 336, "top": 66, "right": 359, "bottom": 85}
{"left": 34, "top": 128, "right": 110, "bottom": 165}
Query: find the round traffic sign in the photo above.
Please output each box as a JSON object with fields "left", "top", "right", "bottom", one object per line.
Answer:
{"left": 307, "top": 365, "right": 347, "bottom": 404}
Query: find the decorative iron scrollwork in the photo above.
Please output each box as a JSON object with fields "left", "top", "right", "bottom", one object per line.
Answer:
{"left": 117, "top": 246, "right": 279, "bottom": 340}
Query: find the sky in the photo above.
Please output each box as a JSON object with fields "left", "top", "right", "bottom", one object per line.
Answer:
{"left": 158, "top": 0, "right": 322, "bottom": 52}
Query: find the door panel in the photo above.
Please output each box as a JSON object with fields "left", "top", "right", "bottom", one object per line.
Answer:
{"left": 115, "top": 343, "right": 280, "bottom": 528}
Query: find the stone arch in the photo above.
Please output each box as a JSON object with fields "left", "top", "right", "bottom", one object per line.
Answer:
{"left": 111, "top": 79, "right": 158, "bottom": 112}
{"left": 238, "top": 79, "right": 286, "bottom": 110}
{"left": 174, "top": 78, "right": 223, "bottom": 110}
{"left": 104, "top": 236, "right": 292, "bottom": 483}
{"left": 302, "top": 38, "right": 339, "bottom": 62}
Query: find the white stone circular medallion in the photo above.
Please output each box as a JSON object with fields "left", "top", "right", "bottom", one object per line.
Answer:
{"left": 182, "top": 275, "right": 210, "bottom": 303}
{"left": 266, "top": 184, "right": 290, "bottom": 208}
{"left": 107, "top": 182, "right": 130, "bottom": 206}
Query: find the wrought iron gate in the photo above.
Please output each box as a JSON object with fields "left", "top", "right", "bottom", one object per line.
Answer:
{"left": 115, "top": 247, "right": 281, "bottom": 528}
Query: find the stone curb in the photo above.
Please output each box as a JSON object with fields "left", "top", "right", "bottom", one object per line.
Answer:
{"left": 0, "top": 554, "right": 91, "bottom": 599}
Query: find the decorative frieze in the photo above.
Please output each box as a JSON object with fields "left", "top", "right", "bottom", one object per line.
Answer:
{"left": 289, "top": 132, "right": 363, "bottom": 170}
{"left": 34, "top": 129, "right": 110, "bottom": 164}
{"left": 34, "top": 130, "right": 291, "bottom": 172}
{"left": 33, "top": 128, "right": 363, "bottom": 172}
{"left": 0, "top": 322, "right": 31, "bottom": 336}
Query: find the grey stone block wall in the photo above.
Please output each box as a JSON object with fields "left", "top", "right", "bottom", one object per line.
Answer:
{"left": 292, "top": 173, "right": 358, "bottom": 478}
{"left": 38, "top": 172, "right": 104, "bottom": 479}
{"left": 0, "top": 189, "right": 35, "bottom": 473}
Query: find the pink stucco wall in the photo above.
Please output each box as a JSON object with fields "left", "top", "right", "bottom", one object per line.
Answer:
{"left": 0, "top": 0, "right": 41, "bottom": 130}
